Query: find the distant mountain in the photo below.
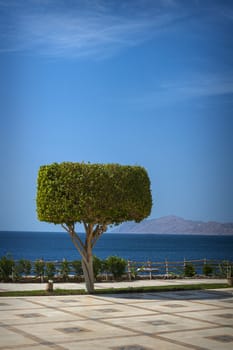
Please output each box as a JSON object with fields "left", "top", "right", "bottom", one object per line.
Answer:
{"left": 111, "top": 215, "right": 233, "bottom": 235}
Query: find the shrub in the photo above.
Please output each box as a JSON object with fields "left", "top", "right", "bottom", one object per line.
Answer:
{"left": 45, "top": 262, "right": 56, "bottom": 280}
{"left": 16, "top": 259, "right": 32, "bottom": 276}
{"left": 101, "top": 259, "right": 108, "bottom": 273}
{"left": 128, "top": 262, "right": 143, "bottom": 280}
{"left": 34, "top": 260, "right": 45, "bottom": 280}
{"left": 203, "top": 263, "right": 213, "bottom": 276}
{"left": 218, "top": 260, "right": 233, "bottom": 277}
{"left": 100, "top": 259, "right": 109, "bottom": 280}
{"left": 93, "top": 256, "right": 102, "bottom": 279}
{"left": 106, "top": 256, "right": 127, "bottom": 280}
{"left": 184, "top": 263, "right": 196, "bottom": 277}
{"left": 0, "top": 255, "right": 15, "bottom": 282}
{"left": 72, "top": 260, "right": 83, "bottom": 277}
{"left": 60, "top": 259, "right": 70, "bottom": 281}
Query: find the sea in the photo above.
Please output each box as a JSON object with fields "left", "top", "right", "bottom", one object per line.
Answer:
{"left": 0, "top": 231, "right": 233, "bottom": 263}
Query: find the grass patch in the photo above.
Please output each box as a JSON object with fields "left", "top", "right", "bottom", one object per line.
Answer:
{"left": 0, "top": 289, "right": 87, "bottom": 297}
{"left": 94, "top": 283, "right": 229, "bottom": 294}
{"left": 0, "top": 283, "right": 229, "bottom": 297}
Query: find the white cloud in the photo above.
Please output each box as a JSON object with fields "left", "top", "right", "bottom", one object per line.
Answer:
{"left": 0, "top": 0, "right": 189, "bottom": 58}
{"left": 131, "top": 74, "right": 233, "bottom": 109}
{"left": 19, "top": 13, "right": 152, "bottom": 57}
{"left": 161, "top": 76, "right": 233, "bottom": 97}
{"left": 1, "top": 0, "right": 232, "bottom": 59}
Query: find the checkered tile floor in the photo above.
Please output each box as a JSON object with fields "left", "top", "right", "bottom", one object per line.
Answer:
{"left": 0, "top": 288, "right": 233, "bottom": 350}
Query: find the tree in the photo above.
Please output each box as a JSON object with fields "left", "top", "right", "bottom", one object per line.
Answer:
{"left": 36, "top": 162, "right": 152, "bottom": 293}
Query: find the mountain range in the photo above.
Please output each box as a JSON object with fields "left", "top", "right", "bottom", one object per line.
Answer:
{"left": 111, "top": 215, "right": 233, "bottom": 235}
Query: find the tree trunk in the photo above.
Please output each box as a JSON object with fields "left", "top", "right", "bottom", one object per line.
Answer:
{"left": 81, "top": 257, "right": 94, "bottom": 293}
{"left": 62, "top": 222, "right": 107, "bottom": 294}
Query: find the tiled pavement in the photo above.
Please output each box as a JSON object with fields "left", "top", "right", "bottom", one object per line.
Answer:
{"left": 0, "top": 287, "right": 233, "bottom": 350}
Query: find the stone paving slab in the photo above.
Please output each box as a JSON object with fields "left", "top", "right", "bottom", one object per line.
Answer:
{"left": 0, "top": 287, "right": 233, "bottom": 349}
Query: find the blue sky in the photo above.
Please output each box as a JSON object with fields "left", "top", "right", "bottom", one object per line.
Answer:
{"left": 0, "top": 0, "right": 233, "bottom": 231}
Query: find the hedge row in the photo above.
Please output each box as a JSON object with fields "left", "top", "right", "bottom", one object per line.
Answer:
{"left": 0, "top": 255, "right": 127, "bottom": 282}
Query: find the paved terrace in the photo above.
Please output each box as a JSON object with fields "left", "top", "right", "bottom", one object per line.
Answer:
{"left": 0, "top": 280, "right": 233, "bottom": 350}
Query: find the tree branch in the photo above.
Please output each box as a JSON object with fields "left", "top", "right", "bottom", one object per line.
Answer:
{"left": 92, "top": 224, "right": 107, "bottom": 248}
{"left": 61, "top": 223, "right": 70, "bottom": 233}
{"left": 61, "top": 223, "right": 87, "bottom": 261}
{"left": 83, "top": 222, "right": 88, "bottom": 234}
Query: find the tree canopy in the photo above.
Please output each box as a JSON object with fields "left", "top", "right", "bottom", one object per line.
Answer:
{"left": 37, "top": 162, "right": 152, "bottom": 226}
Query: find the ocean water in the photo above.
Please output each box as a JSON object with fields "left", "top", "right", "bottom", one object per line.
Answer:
{"left": 0, "top": 231, "right": 233, "bottom": 263}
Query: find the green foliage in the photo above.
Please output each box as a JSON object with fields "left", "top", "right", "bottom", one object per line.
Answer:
{"left": 0, "top": 255, "right": 15, "bottom": 282}
{"left": 72, "top": 260, "right": 83, "bottom": 277}
{"left": 218, "top": 260, "right": 233, "bottom": 277}
{"left": 34, "top": 260, "right": 45, "bottom": 278}
{"left": 129, "top": 262, "right": 144, "bottom": 279}
{"left": 60, "top": 259, "right": 70, "bottom": 281}
{"left": 14, "top": 259, "right": 32, "bottom": 278}
{"left": 37, "top": 162, "right": 152, "bottom": 225}
{"left": 45, "top": 262, "right": 56, "bottom": 279}
{"left": 228, "top": 265, "right": 233, "bottom": 278}
{"left": 202, "top": 263, "right": 213, "bottom": 276}
{"left": 106, "top": 256, "right": 127, "bottom": 280}
{"left": 184, "top": 263, "right": 196, "bottom": 277}
{"left": 100, "top": 259, "right": 109, "bottom": 276}
{"left": 93, "top": 256, "right": 102, "bottom": 279}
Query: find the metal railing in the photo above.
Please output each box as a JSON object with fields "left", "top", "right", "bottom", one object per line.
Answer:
{"left": 127, "top": 258, "right": 232, "bottom": 279}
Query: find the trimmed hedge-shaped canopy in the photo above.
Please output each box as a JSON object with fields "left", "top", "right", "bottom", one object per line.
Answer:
{"left": 37, "top": 162, "right": 152, "bottom": 225}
